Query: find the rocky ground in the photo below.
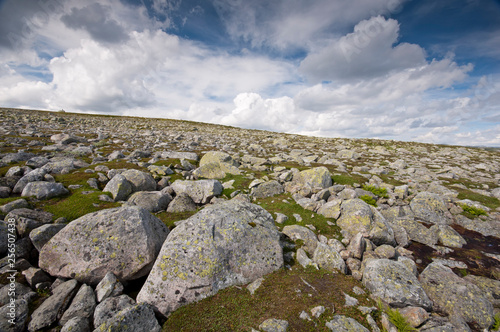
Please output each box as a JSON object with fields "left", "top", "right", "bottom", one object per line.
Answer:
{"left": 0, "top": 107, "right": 499, "bottom": 332}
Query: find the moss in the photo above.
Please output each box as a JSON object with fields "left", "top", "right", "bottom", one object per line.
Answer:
{"left": 359, "top": 195, "right": 377, "bottom": 207}
{"left": 455, "top": 189, "right": 500, "bottom": 210}
{"left": 362, "top": 185, "right": 388, "bottom": 198}
{"left": 332, "top": 174, "right": 367, "bottom": 187}
{"left": 460, "top": 204, "right": 487, "bottom": 218}
{"left": 155, "top": 210, "right": 199, "bottom": 229}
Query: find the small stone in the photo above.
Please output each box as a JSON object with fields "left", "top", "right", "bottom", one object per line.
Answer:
{"left": 275, "top": 212, "right": 288, "bottom": 224}
{"left": 259, "top": 318, "right": 289, "bottom": 332}
{"left": 299, "top": 311, "right": 311, "bottom": 320}
{"left": 247, "top": 277, "right": 264, "bottom": 295}
{"left": 399, "top": 306, "right": 430, "bottom": 328}
{"left": 344, "top": 292, "right": 359, "bottom": 306}
{"left": 96, "top": 272, "right": 124, "bottom": 303}
{"left": 311, "top": 305, "right": 325, "bottom": 318}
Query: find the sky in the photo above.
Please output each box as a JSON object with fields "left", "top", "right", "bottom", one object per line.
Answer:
{"left": 0, "top": 0, "right": 499, "bottom": 146}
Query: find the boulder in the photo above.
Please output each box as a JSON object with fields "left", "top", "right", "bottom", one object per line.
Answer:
{"left": 171, "top": 179, "right": 223, "bottom": 204}
{"left": 391, "top": 218, "right": 438, "bottom": 247}
{"left": 166, "top": 193, "right": 197, "bottom": 213}
{"left": 41, "top": 157, "right": 89, "bottom": 174}
{"left": 337, "top": 199, "right": 395, "bottom": 245}
{"left": 2, "top": 152, "right": 35, "bottom": 164}
{"left": 126, "top": 191, "right": 172, "bottom": 212}
{"left": 434, "top": 224, "right": 467, "bottom": 248}
{"left": 59, "top": 284, "right": 96, "bottom": 326}
{"left": 317, "top": 198, "right": 342, "bottom": 219}
{"left": 61, "top": 317, "right": 89, "bottom": 332}
{"left": 0, "top": 198, "right": 30, "bottom": 214}
{"left": 21, "top": 181, "right": 69, "bottom": 200}
{"left": 463, "top": 275, "right": 500, "bottom": 308}
{"left": 93, "top": 295, "right": 135, "bottom": 328}
{"left": 259, "top": 318, "right": 289, "bottom": 332}
{"left": 363, "top": 259, "right": 432, "bottom": 310}
{"left": 6, "top": 208, "right": 53, "bottom": 237}
{"left": 137, "top": 200, "right": 283, "bottom": 317}
{"left": 102, "top": 174, "right": 132, "bottom": 201}
{"left": 419, "top": 262, "right": 494, "bottom": 329}
{"left": 39, "top": 206, "right": 169, "bottom": 285}
{"left": 193, "top": 151, "right": 240, "bottom": 179}
{"left": 282, "top": 225, "right": 318, "bottom": 255}
{"left": 296, "top": 167, "right": 332, "bottom": 189}
{"left": 12, "top": 168, "right": 47, "bottom": 194}
{"left": 29, "top": 224, "right": 66, "bottom": 251}
{"left": 410, "top": 192, "right": 450, "bottom": 224}
{"left": 121, "top": 169, "right": 157, "bottom": 192}
{"left": 0, "top": 299, "right": 29, "bottom": 332}
{"left": 96, "top": 272, "right": 124, "bottom": 303}
{"left": 313, "top": 242, "right": 346, "bottom": 273}
{"left": 250, "top": 180, "right": 284, "bottom": 199}
{"left": 94, "top": 303, "right": 161, "bottom": 332}
{"left": 28, "top": 279, "right": 79, "bottom": 331}
{"left": 325, "top": 315, "right": 369, "bottom": 331}
{"left": 25, "top": 156, "right": 50, "bottom": 168}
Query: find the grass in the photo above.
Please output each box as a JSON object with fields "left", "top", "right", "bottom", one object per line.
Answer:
{"left": 456, "top": 189, "right": 500, "bottom": 211}
{"left": 256, "top": 193, "right": 342, "bottom": 239}
{"left": 492, "top": 313, "right": 500, "bottom": 330}
{"left": 220, "top": 173, "right": 254, "bottom": 197}
{"left": 162, "top": 267, "right": 377, "bottom": 332}
{"left": 332, "top": 173, "right": 367, "bottom": 187}
{"left": 154, "top": 210, "right": 199, "bottom": 229}
{"left": 362, "top": 184, "right": 388, "bottom": 198}
{"left": 377, "top": 299, "right": 416, "bottom": 332}
{"left": 459, "top": 203, "right": 487, "bottom": 218}
{"left": 359, "top": 195, "right": 377, "bottom": 207}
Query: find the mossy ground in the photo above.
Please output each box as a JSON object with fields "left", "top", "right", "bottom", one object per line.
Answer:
{"left": 162, "top": 267, "right": 378, "bottom": 332}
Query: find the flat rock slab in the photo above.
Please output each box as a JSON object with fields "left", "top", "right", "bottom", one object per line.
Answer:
{"left": 39, "top": 206, "right": 169, "bottom": 285}
{"left": 137, "top": 200, "right": 283, "bottom": 317}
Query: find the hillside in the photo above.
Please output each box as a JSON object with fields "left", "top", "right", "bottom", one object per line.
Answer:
{"left": 0, "top": 107, "right": 499, "bottom": 332}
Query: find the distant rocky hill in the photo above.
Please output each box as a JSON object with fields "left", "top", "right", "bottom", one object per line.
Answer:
{"left": 0, "top": 107, "right": 499, "bottom": 332}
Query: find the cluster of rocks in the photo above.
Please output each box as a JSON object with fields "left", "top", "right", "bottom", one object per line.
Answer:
{"left": 0, "top": 108, "right": 499, "bottom": 331}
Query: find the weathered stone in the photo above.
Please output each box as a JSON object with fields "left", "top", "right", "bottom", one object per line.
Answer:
{"left": 193, "top": 151, "right": 240, "bottom": 179}
{"left": 259, "top": 318, "right": 289, "bottom": 332}
{"left": 410, "top": 192, "right": 450, "bottom": 224}
{"left": 102, "top": 173, "right": 132, "bottom": 201}
{"left": 94, "top": 303, "right": 161, "bottom": 332}
{"left": 137, "top": 200, "right": 283, "bottom": 317}
{"left": 0, "top": 299, "right": 29, "bottom": 332}
{"left": 313, "top": 242, "right": 346, "bottom": 273}
{"left": 61, "top": 317, "right": 90, "bottom": 332}
{"left": 22, "top": 267, "right": 52, "bottom": 287}
{"left": 28, "top": 279, "right": 79, "bottom": 331}
{"left": 247, "top": 277, "right": 264, "bottom": 295}
{"left": 463, "top": 274, "right": 500, "bottom": 308}
{"left": 251, "top": 180, "right": 284, "bottom": 199}
{"left": 399, "top": 306, "right": 430, "bottom": 328}
{"left": 374, "top": 244, "right": 396, "bottom": 259}
{"left": 433, "top": 224, "right": 467, "bottom": 248}
{"left": 2, "top": 152, "right": 35, "bottom": 164}
{"left": 171, "top": 179, "right": 223, "bottom": 204}
{"left": 21, "top": 181, "right": 69, "bottom": 200}
{"left": 363, "top": 259, "right": 432, "bottom": 309}
{"left": 0, "top": 198, "right": 29, "bottom": 214}
{"left": 282, "top": 225, "right": 318, "bottom": 255}
{"left": 6, "top": 208, "right": 53, "bottom": 237}
{"left": 12, "top": 168, "right": 47, "bottom": 194}
{"left": 96, "top": 272, "right": 124, "bottom": 302}
{"left": 29, "top": 224, "right": 66, "bottom": 252}
{"left": 127, "top": 191, "right": 172, "bottom": 212}
{"left": 41, "top": 157, "right": 89, "bottom": 174}
{"left": 39, "top": 206, "right": 169, "bottom": 285}
{"left": 337, "top": 199, "right": 395, "bottom": 245}
{"left": 121, "top": 169, "right": 157, "bottom": 192}
{"left": 274, "top": 212, "right": 288, "bottom": 224}
{"left": 0, "top": 282, "right": 35, "bottom": 305}
{"left": 26, "top": 156, "right": 50, "bottom": 168}
{"left": 317, "top": 198, "right": 342, "bottom": 219}
{"left": 419, "top": 262, "right": 494, "bottom": 329}
{"left": 59, "top": 284, "right": 96, "bottom": 326}
{"left": 347, "top": 233, "right": 366, "bottom": 259}
{"left": 326, "top": 315, "right": 369, "bottom": 331}
{"left": 296, "top": 167, "right": 332, "bottom": 189}
{"left": 166, "top": 192, "right": 197, "bottom": 213}
{"left": 392, "top": 217, "right": 438, "bottom": 247}
{"left": 93, "top": 295, "right": 135, "bottom": 328}
{"left": 296, "top": 248, "right": 315, "bottom": 268}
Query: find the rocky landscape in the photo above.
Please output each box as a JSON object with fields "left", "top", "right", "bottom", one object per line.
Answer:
{"left": 0, "top": 107, "right": 499, "bottom": 332}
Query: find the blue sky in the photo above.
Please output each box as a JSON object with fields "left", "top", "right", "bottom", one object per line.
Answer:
{"left": 0, "top": 0, "right": 499, "bottom": 146}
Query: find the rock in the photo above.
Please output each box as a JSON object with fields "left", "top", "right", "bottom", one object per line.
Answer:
{"left": 337, "top": 199, "right": 395, "bottom": 245}
{"left": 166, "top": 192, "right": 197, "bottom": 213}
{"left": 107, "top": 150, "right": 125, "bottom": 160}
{"left": 127, "top": 191, "right": 171, "bottom": 212}
{"left": 296, "top": 248, "right": 315, "bottom": 268}
{"left": 394, "top": 185, "right": 409, "bottom": 199}
{"left": 0, "top": 198, "right": 29, "bottom": 214}
{"left": 374, "top": 244, "right": 396, "bottom": 259}
{"left": 28, "top": 279, "right": 79, "bottom": 331}
{"left": 26, "top": 156, "right": 50, "bottom": 168}
{"left": 59, "top": 284, "right": 96, "bottom": 326}
{"left": 296, "top": 167, "right": 332, "bottom": 189}
{"left": 21, "top": 181, "right": 69, "bottom": 200}
{"left": 39, "top": 206, "right": 169, "bottom": 285}
{"left": 0, "top": 186, "right": 11, "bottom": 198}
{"left": 363, "top": 259, "right": 432, "bottom": 310}
{"left": 96, "top": 272, "right": 124, "bottom": 302}
{"left": 137, "top": 200, "right": 283, "bottom": 317}
{"left": 6, "top": 208, "right": 53, "bottom": 237}
{"left": 2, "top": 152, "right": 35, "bottom": 164}
{"left": 93, "top": 295, "right": 135, "bottom": 328}
{"left": 251, "top": 180, "right": 284, "bottom": 199}
{"left": 193, "top": 151, "right": 240, "bottom": 179}
{"left": 61, "top": 317, "right": 90, "bottom": 332}
{"left": 94, "top": 303, "right": 161, "bottom": 332}
{"left": 148, "top": 165, "right": 174, "bottom": 178}
{"left": 313, "top": 242, "right": 346, "bottom": 273}
{"left": 41, "top": 157, "right": 89, "bottom": 174}
{"left": 121, "top": 169, "right": 157, "bottom": 192}
{"left": 317, "top": 198, "right": 342, "bottom": 219}
{"left": 274, "top": 212, "right": 288, "bottom": 224}
{"left": 50, "top": 133, "right": 83, "bottom": 144}
{"left": 419, "top": 262, "right": 495, "bottom": 329}
{"left": 347, "top": 233, "right": 366, "bottom": 259}
{"left": 344, "top": 292, "right": 359, "bottom": 306}
{"left": 391, "top": 217, "right": 438, "bottom": 247}
{"left": 247, "top": 277, "right": 264, "bottom": 295}
{"left": 282, "top": 225, "right": 318, "bottom": 255}
{"left": 0, "top": 282, "right": 35, "bottom": 305}
{"left": 171, "top": 179, "right": 223, "bottom": 204}
{"left": 463, "top": 275, "right": 500, "bottom": 308}
{"left": 311, "top": 305, "right": 325, "bottom": 318}
{"left": 22, "top": 267, "right": 52, "bottom": 287}
{"left": 325, "top": 315, "right": 369, "bottom": 331}
{"left": 29, "top": 224, "right": 66, "bottom": 251}
{"left": 161, "top": 151, "right": 198, "bottom": 161}
{"left": 102, "top": 173, "right": 132, "bottom": 201}
{"left": 12, "top": 168, "right": 47, "bottom": 194}
{"left": 410, "top": 192, "right": 450, "bottom": 224}
{"left": 434, "top": 224, "right": 467, "bottom": 248}
{"left": 399, "top": 306, "right": 430, "bottom": 328}
{"left": 259, "top": 318, "right": 289, "bottom": 332}
{"left": 0, "top": 299, "right": 29, "bottom": 332}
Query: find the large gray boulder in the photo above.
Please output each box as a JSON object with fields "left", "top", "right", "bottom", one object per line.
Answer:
{"left": 121, "top": 169, "right": 157, "bottom": 192}
{"left": 166, "top": 192, "right": 197, "bottom": 213}
{"left": 12, "top": 168, "right": 47, "bottom": 194}
{"left": 419, "top": 262, "right": 494, "bottom": 329}
{"left": 363, "top": 259, "right": 432, "bottom": 310}
{"left": 410, "top": 192, "right": 450, "bottom": 224}
{"left": 137, "top": 200, "right": 283, "bottom": 317}
{"left": 282, "top": 225, "right": 319, "bottom": 255}
{"left": 21, "top": 181, "right": 69, "bottom": 200}
{"left": 337, "top": 199, "right": 395, "bottom": 245}
{"left": 250, "top": 180, "right": 284, "bottom": 199}
{"left": 313, "top": 242, "right": 346, "bottom": 273}
{"left": 193, "top": 151, "right": 240, "bottom": 179}
{"left": 102, "top": 173, "right": 132, "bottom": 201}
{"left": 296, "top": 167, "right": 332, "bottom": 189}
{"left": 59, "top": 284, "right": 96, "bottom": 326}
{"left": 5, "top": 208, "right": 53, "bottom": 237}
{"left": 93, "top": 303, "right": 161, "bottom": 332}
{"left": 126, "top": 191, "right": 172, "bottom": 212}
{"left": 39, "top": 206, "right": 169, "bottom": 285}
{"left": 29, "top": 224, "right": 66, "bottom": 251}
{"left": 171, "top": 179, "right": 223, "bottom": 204}
{"left": 391, "top": 217, "right": 438, "bottom": 247}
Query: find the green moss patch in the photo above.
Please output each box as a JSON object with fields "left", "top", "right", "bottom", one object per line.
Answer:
{"left": 332, "top": 173, "right": 367, "bottom": 187}
{"left": 162, "top": 267, "right": 377, "bottom": 332}
{"left": 362, "top": 185, "right": 388, "bottom": 198}
{"left": 155, "top": 210, "right": 199, "bottom": 229}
